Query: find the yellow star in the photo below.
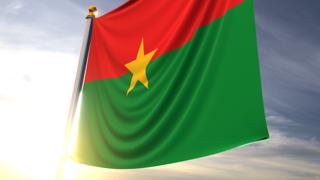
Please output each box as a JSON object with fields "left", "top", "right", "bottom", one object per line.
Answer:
{"left": 125, "top": 38, "right": 158, "bottom": 95}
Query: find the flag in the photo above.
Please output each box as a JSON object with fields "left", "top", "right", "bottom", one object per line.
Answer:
{"left": 73, "top": 0, "right": 269, "bottom": 169}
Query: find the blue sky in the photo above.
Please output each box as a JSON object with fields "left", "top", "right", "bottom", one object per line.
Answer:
{"left": 0, "top": 0, "right": 319, "bottom": 179}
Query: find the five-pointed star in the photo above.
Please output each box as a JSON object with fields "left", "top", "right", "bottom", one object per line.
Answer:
{"left": 125, "top": 38, "right": 158, "bottom": 95}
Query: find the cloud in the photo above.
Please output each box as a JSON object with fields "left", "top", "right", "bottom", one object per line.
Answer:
{"left": 254, "top": 0, "right": 320, "bottom": 141}
{"left": 0, "top": 0, "right": 127, "bottom": 53}
{"left": 4, "top": 0, "right": 23, "bottom": 13}
{"left": 267, "top": 115, "right": 296, "bottom": 125}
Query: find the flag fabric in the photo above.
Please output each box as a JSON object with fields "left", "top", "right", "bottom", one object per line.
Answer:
{"left": 73, "top": 0, "right": 269, "bottom": 169}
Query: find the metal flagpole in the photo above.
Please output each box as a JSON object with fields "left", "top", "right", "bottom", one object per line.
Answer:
{"left": 56, "top": 6, "right": 97, "bottom": 180}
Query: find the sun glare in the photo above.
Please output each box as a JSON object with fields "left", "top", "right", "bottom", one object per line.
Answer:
{"left": 0, "top": 49, "right": 78, "bottom": 180}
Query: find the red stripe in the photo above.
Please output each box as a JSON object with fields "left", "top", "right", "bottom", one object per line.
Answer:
{"left": 85, "top": 0, "right": 244, "bottom": 83}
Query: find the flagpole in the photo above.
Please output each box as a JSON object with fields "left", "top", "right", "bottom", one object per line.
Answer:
{"left": 56, "top": 6, "right": 97, "bottom": 180}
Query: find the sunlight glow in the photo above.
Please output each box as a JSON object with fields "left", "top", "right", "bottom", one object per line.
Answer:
{"left": 0, "top": 49, "right": 77, "bottom": 180}
{"left": 94, "top": 11, "right": 99, "bottom": 17}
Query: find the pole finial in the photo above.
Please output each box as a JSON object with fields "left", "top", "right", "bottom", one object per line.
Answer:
{"left": 88, "top": 6, "right": 98, "bottom": 18}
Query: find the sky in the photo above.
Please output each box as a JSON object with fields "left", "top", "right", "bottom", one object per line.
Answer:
{"left": 0, "top": 0, "right": 319, "bottom": 179}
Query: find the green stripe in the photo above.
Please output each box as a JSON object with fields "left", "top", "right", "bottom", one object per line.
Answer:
{"left": 73, "top": 0, "right": 269, "bottom": 169}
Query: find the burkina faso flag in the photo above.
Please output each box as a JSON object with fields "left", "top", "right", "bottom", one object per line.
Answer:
{"left": 73, "top": 0, "right": 269, "bottom": 169}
